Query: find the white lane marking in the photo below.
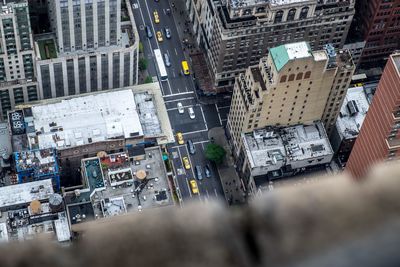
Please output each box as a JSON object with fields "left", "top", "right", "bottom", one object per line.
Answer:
{"left": 174, "top": 48, "right": 178, "bottom": 56}
{"left": 163, "top": 96, "right": 195, "bottom": 103}
{"left": 167, "top": 103, "right": 200, "bottom": 111}
{"left": 215, "top": 103, "right": 223, "bottom": 126}
{"left": 217, "top": 105, "right": 231, "bottom": 109}
{"left": 199, "top": 105, "right": 208, "bottom": 131}
{"left": 181, "top": 129, "right": 208, "bottom": 136}
{"left": 163, "top": 91, "right": 194, "bottom": 97}
{"left": 185, "top": 85, "right": 188, "bottom": 92}
{"left": 214, "top": 188, "right": 218, "bottom": 197}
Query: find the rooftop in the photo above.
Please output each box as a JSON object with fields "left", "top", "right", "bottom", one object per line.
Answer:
{"left": 392, "top": 53, "right": 400, "bottom": 73}
{"left": 0, "top": 206, "right": 70, "bottom": 243}
{"left": 243, "top": 122, "right": 333, "bottom": 171}
{"left": 65, "top": 146, "right": 173, "bottom": 225}
{"left": 270, "top": 42, "right": 312, "bottom": 72}
{"left": 14, "top": 148, "right": 58, "bottom": 177}
{"left": 10, "top": 83, "right": 174, "bottom": 150}
{"left": 36, "top": 37, "right": 57, "bottom": 60}
{"left": 229, "top": 0, "right": 311, "bottom": 8}
{"left": 0, "top": 179, "right": 53, "bottom": 209}
{"left": 336, "top": 87, "right": 370, "bottom": 139}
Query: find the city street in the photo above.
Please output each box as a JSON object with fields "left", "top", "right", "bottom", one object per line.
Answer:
{"left": 131, "top": 0, "right": 228, "bottom": 203}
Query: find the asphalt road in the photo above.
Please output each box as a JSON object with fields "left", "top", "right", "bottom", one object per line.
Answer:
{"left": 131, "top": 0, "right": 231, "bottom": 204}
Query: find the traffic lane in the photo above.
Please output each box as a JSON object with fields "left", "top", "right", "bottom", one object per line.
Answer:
{"left": 189, "top": 143, "right": 224, "bottom": 200}
{"left": 168, "top": 105, "right": 207, "bottom": 133}
{"left": 132, "top": 1, "right": 159, "bottom": 77}
{"left": 169, "top": 146, "right": 191, "bottom": 199}
{"left": 202, "top": 104, "right": 223, "bottom": 129}
{"left": 177, "top": 145, "right": 202, "bottom": 201}
{"left": 149, "top": 0, "right": 194, "bottom": 93}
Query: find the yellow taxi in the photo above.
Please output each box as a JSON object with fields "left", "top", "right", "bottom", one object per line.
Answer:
{"left": 189, "top": 180, "right": 199, "bottom": 194}
{"left": 153, "top": 11, "right": 160, "bottom": 24}
{"left": 182, "top": 156, "right": 191, "bottom": 170}
{"left": 156, "top": 31, "right": 163, "bottom": 42}
{"left": 176, "top": 132, "right": 184, "bottom": 145}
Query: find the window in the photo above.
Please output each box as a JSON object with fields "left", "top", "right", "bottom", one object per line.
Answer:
{"left": 275, "top": 10, "right": 283, "bottom": 23}
{"left": 299, "top": 7, "right": 309, "bottom": 19}
{"left": 296, "top": 73, "right": 303, "bottom": 80}
{"left": 280, "top": 75, "right": 287, "bottom": 83}
{"left": 304, "top": 71, "right": 311, "bottom": 79}
{"left": 288, "top": 74, "right": 295, "bottom": 81}
{"left": 287, "top": 9, "right": 296, "bottom": 21}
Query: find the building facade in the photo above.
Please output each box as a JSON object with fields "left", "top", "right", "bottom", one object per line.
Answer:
{"left": 0, "top": 1, "right": 39, "bottom": 120}
{"left": 227, "top": 42, "right": 354, "bottom": 154}
{"left": 47, "top": 0, "right": 121, "bottom": 53}
{"left": 185, "top": 0, "right": 355, "bottom": 91}
{"left": 355, "top": 0, "right": 400, "bottom": 67}
{"left": 346, "top": 53, "right": 400, "bottom": 178}
{"left": 34, "top": 0, "right": 138, "bottom": 99}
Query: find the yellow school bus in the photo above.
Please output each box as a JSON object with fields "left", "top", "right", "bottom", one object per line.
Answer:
{"left": 181, "top": 60, "right": 190, "bottom": 75}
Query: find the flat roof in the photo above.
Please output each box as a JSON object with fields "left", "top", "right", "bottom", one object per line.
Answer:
{"left": 270, "top": 42, "right": 312, "bottom": 71}
{"left": 336, "top": 87, "right": 370, "bottom": 139}
{"left": 243, "top": 122, "right": 333, "bottom": 170}
{"left": 229, "top": 0, "right": 311, "bottom": 8}
{"left": 0, "top": 179, "right": 53, "bottom": 208}
{"left": 65, "top": 146, "right": 174, "bottom": 224}
{"left": 28, "top": 90, "right": 144, "bottom": 149}
{"left": 13, "top": 83, "right": 175, "bottom": 150}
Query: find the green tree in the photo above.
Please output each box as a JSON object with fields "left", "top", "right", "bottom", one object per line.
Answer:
{"left": 144, "top": 76, "right": 153, "bottom": 83}
{"left": 205, "top": 143, "right": 226, "bottom": 165}
{"left": 139, "top": 58, "right": 148, "bottom": 71}
{"left": 139, "top": 42, "right": 144, "bottom": 53}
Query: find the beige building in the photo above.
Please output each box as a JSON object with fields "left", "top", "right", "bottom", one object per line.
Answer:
{"left": 227, "top": 42, "right": 354, "bottom": 154}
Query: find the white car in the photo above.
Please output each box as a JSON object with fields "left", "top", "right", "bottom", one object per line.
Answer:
{"left": 188, "top": 107, "right": 195, "bottom": 119}
{"left": 177, "top": 102, "right": 184, "bottom": 114}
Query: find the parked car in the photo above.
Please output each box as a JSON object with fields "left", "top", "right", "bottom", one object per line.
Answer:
{"left": 187, "top": 140, "right": 196, "bottom": 154}
{"left": 146, "top": 26, "right": 153, "bottom": 38}
{"left": 195, "top": 165, "right": 203, "bottom": 180}
{"left": 204, "top": 164, "right": 211, "bottom": 178}
{"left": 164, "top": 27, "right": 171, "bottom": 39}
{"left": 177, "top": 102, "right": 184, "bottom": 114}
{"left": 188, "top": 107, "right": 195, "bottom": 119}
{"left": 164, "top": 53, "right": 171, "bottom": 67}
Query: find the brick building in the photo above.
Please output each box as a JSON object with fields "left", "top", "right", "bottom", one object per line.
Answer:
{"left": 346, "top": 53, "right": 400, "bottom": 178}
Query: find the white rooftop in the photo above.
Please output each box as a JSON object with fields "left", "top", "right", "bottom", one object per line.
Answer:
{"left": 285, "top": 42, "right": 312, "bottom": 60}
{"left": 54, "top": 212, "right": 71, "bottom": 242}
{"left": 0, "top": 179, "right": 54, "bottom": 209}
{"left": 229, "top": 0, "right": 311, "bottom": 8}
{"left": 243, "top": 122, "right": 333, "bottom": 171}
{"left": 28, "top": 90, "right": 144, "bottom": 150}
{"left": 336, "top": 87, "right": 370, "bottom": 139}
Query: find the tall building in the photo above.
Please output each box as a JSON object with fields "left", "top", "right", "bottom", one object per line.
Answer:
{"left": 227, "top": 41, "right": 354, "bottom": 153}
{"left": 346, "top": 53, "right": 400, "bottom": 178}
{"left": 354, "top": 0, "right": 400, "bottom": 67}
{"left": 0, "top": 0, "right": 38, "bottom": 119}
{"left": 48, "top": 0, "right": 121, "bottom": 53}
{"left": 34, "top": 0, "right": 138, "bottom": 99}
{"left": 186, "top": 0, "right": 355, "bottom": 91}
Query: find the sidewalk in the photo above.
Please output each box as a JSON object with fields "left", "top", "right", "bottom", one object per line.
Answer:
{"left": 208, "top": 127, "right": 246, "bottom": 205}
{"left": 171, "top": 0, "right": 215, "bottom": 97}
